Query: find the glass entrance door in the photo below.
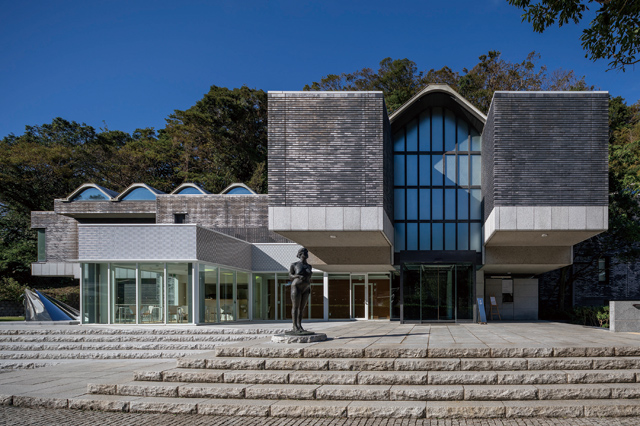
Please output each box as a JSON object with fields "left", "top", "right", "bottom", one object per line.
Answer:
{"left": 352, "top": 275, "right": 366, "bottom": 319}
{"left": 402, "top": 263, "right": 472, "bottom": 322}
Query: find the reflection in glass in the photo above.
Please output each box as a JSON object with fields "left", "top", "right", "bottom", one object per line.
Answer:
{"left": 139, "top": 263, "right": 164, "bottom": 324}
{"left": 419, "top": 111, "right": 430, "bottom": 151}
{"left": 219, "top": 269, "right": 235, "bottom": 322}
{"left": 82, "top": 263, "right": 108, "bottom": 324}
{"left": 168, "top": 263, "right": 192, "bottom": 323}
{"left": 406, "top": 155, "right": 417, "bottom": 186}
{"left": 458, "top": 155, "right": 469, "bottom": 186}
{"left": 419, "top": 189, "right": 430, "bottom": 220}
{"left": 458, "top": 120, "right": 469, "bottom": 151}
{"left": 394, "top": 155, "right": 405, "bottom": 186}
{"left": 470, "top": 189, "right": 482, "bottom": 220}
{"left": 458, "top": 223, "right": 469, "bottom": 250}
{"left": 236, "top": 272, "right": 249, "bottom": 320}
{"left": 394, "top": 131, "right": 404, "bottom": 152}
{"left": 471, "top": 128, "right": 481, "bottom": 151}
{"left": 369, "top": 274, "right": 390, "bottom": 319}
{"left": 458, "top": 189, "right": 469, "bottom": 220}
{"left": 199, "top": 265, "right": 218, "bottom": 323}
{"left": 471, "top": 223, "right": 482, "bottom": 252}
{"left": 419, "top": 223, "right": 430, "bottom": 250}
{"left": 444, "top": 109, "right": 456, "bottom": 152}
{"left": 432, "top": 189, "right": 443, "bottom": 220}
{"left": 352, "top": 275, "right": 366, "bottom": 318}
{"left": 395, "top": 223, "right": 406, "bottom": 252}
{"left": 112, "top": 263, "right": 136, "bottom": 324}
{"left": 329, "top": 274, "right": 351, "bottom": 319}
{"left": 309, "top": 274, "right": 324, "bottom": 319}
{"left": 407, "top": 223, "right": 418, "bottom": 250}
{"left": 432, "top": 156, "right": 444, "bottom": 186}
{"left": 432, "top": 108, "right": 443, "bottom": 151}
{"left": 445, "top": 223, "right": 456, "bottom": 250}
{"left": 406, "top": 119, "right": 418, "bottom": 151}
{"left": 445, "top": 155, "right": 456, "bottom": 186}
{"left": 407, "top": 189, "right": 418, "bottom": 220}
{"left": 471, "top": 155, "right": 482, "bottom": 186}
{"left": 394, "top": 189, "right": 405, "bottom": 220}
{"left": 253, "top": 273, "right": 276, "bottom": 320}
{"left": 122, "top": 187, "right": 156, "bottom": 200}
{"left": 71, "top": 187, "right": 109, "bottom": 201}
{"left": 419, "top": 155, "right": 430, "bottom": 185}
{"left": 432, "top": 223, "right": 444, "bottom": 250}
{"left": 445, "top": 189, "right": 456, "bottom": 220}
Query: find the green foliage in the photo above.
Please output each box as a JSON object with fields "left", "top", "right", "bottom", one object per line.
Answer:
{"left": 41, "top": 286, "right": 80, "bottom": 310}
{"left": 507, "top": 0, "right": 640, "bottom": 71}
{"left": 0, "top": 277, "right": 26, "bottom": 302}
{"left": 570, "top": 305, "right": 608, "bottom": 328}
{"left": 305, "top": 51, "right": 588, "bottom": 114}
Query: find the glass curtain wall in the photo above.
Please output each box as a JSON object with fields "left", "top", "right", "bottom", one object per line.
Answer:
{"left": 220, "top": 269, "right": 235, "bottom": 321}
{"left": 253, "top": 273, "right": 277, "bottom": 320}
{"left": 328, "top": 274, "right": 351, "bottom": 319}
{"left": 393, "top": 108, "right": 482, "bottom": 252}
{"left": 167, "top": 263, "right": 192, "bottom": 323}
{"left": 139, "top": 263, "right": 164, "bottom": 324}
{"left": 352, "top": 275, "right": 366, "bottom": 318}
{"left": 199, "top": 265, "right": 218, "bottom": 323}
{"left": 112, "top": 263, "right": 137, "bottom": 324}
{"left": 82, "top": 263, "right": 108, "bottom": 324}
{"left": 237, "top": 272, "right": 249, "bottom": 320}
{"left": 369, "top": 274, "right": 391, "bottom": 319}
{"left": 281, "top": 273, "right": 323, "bottom": 320}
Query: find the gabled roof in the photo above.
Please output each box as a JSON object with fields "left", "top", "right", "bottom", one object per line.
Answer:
{"left": 114, "top": 183, "right": 165, "bottom": 201}
{"left": 62, "top": 183, "right": 118, "bottom": 202}
{"left": 389, "top": 84, "right": 487, "bottom": 125}
{"left": 170, "top": 183, "right": 212, "bottom": 195}
{"left": 219, "top": 183, "right": 257, "bottom": 195}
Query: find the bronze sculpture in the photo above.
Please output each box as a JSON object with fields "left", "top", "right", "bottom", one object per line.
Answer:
{"left": 289, "top": 247, "right": 312, "bottom": 333}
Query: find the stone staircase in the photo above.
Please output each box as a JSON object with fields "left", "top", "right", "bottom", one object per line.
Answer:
{"left": 0, "top": 327, "right": 287, "bottom": 370}
{"left": 84, "top": 343, "right": 640, "bottom": 418}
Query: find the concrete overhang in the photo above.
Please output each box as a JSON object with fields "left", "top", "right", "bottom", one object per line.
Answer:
{"left": 484, "top": 206, "right": 608, "bottom": 247}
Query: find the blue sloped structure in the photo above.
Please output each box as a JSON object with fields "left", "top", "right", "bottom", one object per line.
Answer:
{"left": 24, "top": 289, "right": 80, "bottom": 321}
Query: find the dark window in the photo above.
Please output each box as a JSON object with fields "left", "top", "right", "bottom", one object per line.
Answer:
{"left": 174, "top": 214, "right": 186, "bottom": 224}
{"left": 37, "top": 229, "right": 46, "bottom": 261}
{"left": 598, "top": 257, "right": 610, "bottom": 284}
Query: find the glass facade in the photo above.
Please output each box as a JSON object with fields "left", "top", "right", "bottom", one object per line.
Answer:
{"left": 81, "top": 263, "right": 108, "bottom": 324}
{"left": 393, "top": 107, "right": 482, "bottom": 252}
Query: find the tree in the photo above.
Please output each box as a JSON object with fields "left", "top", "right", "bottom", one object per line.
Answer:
{"left": 304, "top": 58, "right": 426, "bottom": 113}
{"left": 163, "top": 85, "right": 268, "bottom": 193}
{"left": 507, "top": 0, "right": 640, "bottom": 71}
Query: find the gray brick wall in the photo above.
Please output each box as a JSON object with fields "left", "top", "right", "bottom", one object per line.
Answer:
{"left": 268, "top": 92, "right": 389, "bottom": 210}
{"left": 31, "top": 211, "right": 78, "bottom": 262}
{"left": 54, "top": 199, "right": 156, "bottom": 216}
{"left": 156, "top": 194, "right": 268, "bottom": 228}
{"left": 482, "top": 92, "right": 609, "bottom": 220}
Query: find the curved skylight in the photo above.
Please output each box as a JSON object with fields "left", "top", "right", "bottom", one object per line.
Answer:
{"left": 226, "top": 187, "right": 253, "bottom": 195}
{"left": 175, "top": 187, "right": 204, "bottom": 195}
{"left": 121, "top": 187, "right": 156, "bottom": 200}
{"left": 70, "top": 188, "right": 109, "bottom": 201}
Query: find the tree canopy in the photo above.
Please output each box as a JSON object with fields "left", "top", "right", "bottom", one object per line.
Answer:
{"left": 507, "top": 0, "right": 640, "bottom": 71}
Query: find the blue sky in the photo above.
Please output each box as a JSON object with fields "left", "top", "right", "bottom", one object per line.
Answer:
{"left": 1, "top": 0, "right": 638, "bottom": 138}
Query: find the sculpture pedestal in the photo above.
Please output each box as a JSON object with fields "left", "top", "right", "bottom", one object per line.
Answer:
{"left": 271, "top": 332, "right": 327, "bottom": 344}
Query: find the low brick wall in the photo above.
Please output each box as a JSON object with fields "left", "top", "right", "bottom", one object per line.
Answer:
{"left": 610, "top": 300, "right": 640, "bottom": 332}
{"left": 0, "top": 300, "right": 24, "bottom": 317}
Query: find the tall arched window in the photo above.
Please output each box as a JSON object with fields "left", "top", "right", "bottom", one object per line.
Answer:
{"left": 393, "top": 107, "right": 482, "bottom": 252}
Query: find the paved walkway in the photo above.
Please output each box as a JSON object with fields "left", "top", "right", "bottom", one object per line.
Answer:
{"left": 3, "top": 406, "right": 640, "bottom": 425}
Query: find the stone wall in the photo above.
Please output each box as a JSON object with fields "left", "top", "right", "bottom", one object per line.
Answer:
{"left": 0, "top": 300, "right": 24, "bottom": 317}
{"left": 31, "top": 211, "right": 78, "bottom": 262}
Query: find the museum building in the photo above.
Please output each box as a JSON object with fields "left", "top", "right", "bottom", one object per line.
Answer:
{"left": 30, "top": 84, "right": 610, "bottom": 325}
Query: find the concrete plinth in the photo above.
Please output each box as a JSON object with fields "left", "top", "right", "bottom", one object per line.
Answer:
{"left": 271, "top": 333, "right": 328, "bottom": 344}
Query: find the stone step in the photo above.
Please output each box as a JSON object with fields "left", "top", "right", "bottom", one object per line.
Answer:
{"left": 0, "top": 334, "right": 265, "bottom": 343}
{"left": 0, "top": 350, "right": 213, "bottom": 360}
{"left": 213, "top": 344, "right": 640, "bottom": 359}
{"left": 0, "top": 342, "right": 224, "bottom": 351}
{"left": 12, "top": 393, "right": 640, "bottom": 418}
{"left": 0, "top": 327, "right": 288, "bottom": 336}
{"left": 177, "top": 355, "right": 640, "bottom": 371}
{"left": 89, "top": 379, "right": 640, "bottom": 403}
{"left": 134, "top": 366, "right": 640, "bottom": 385}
